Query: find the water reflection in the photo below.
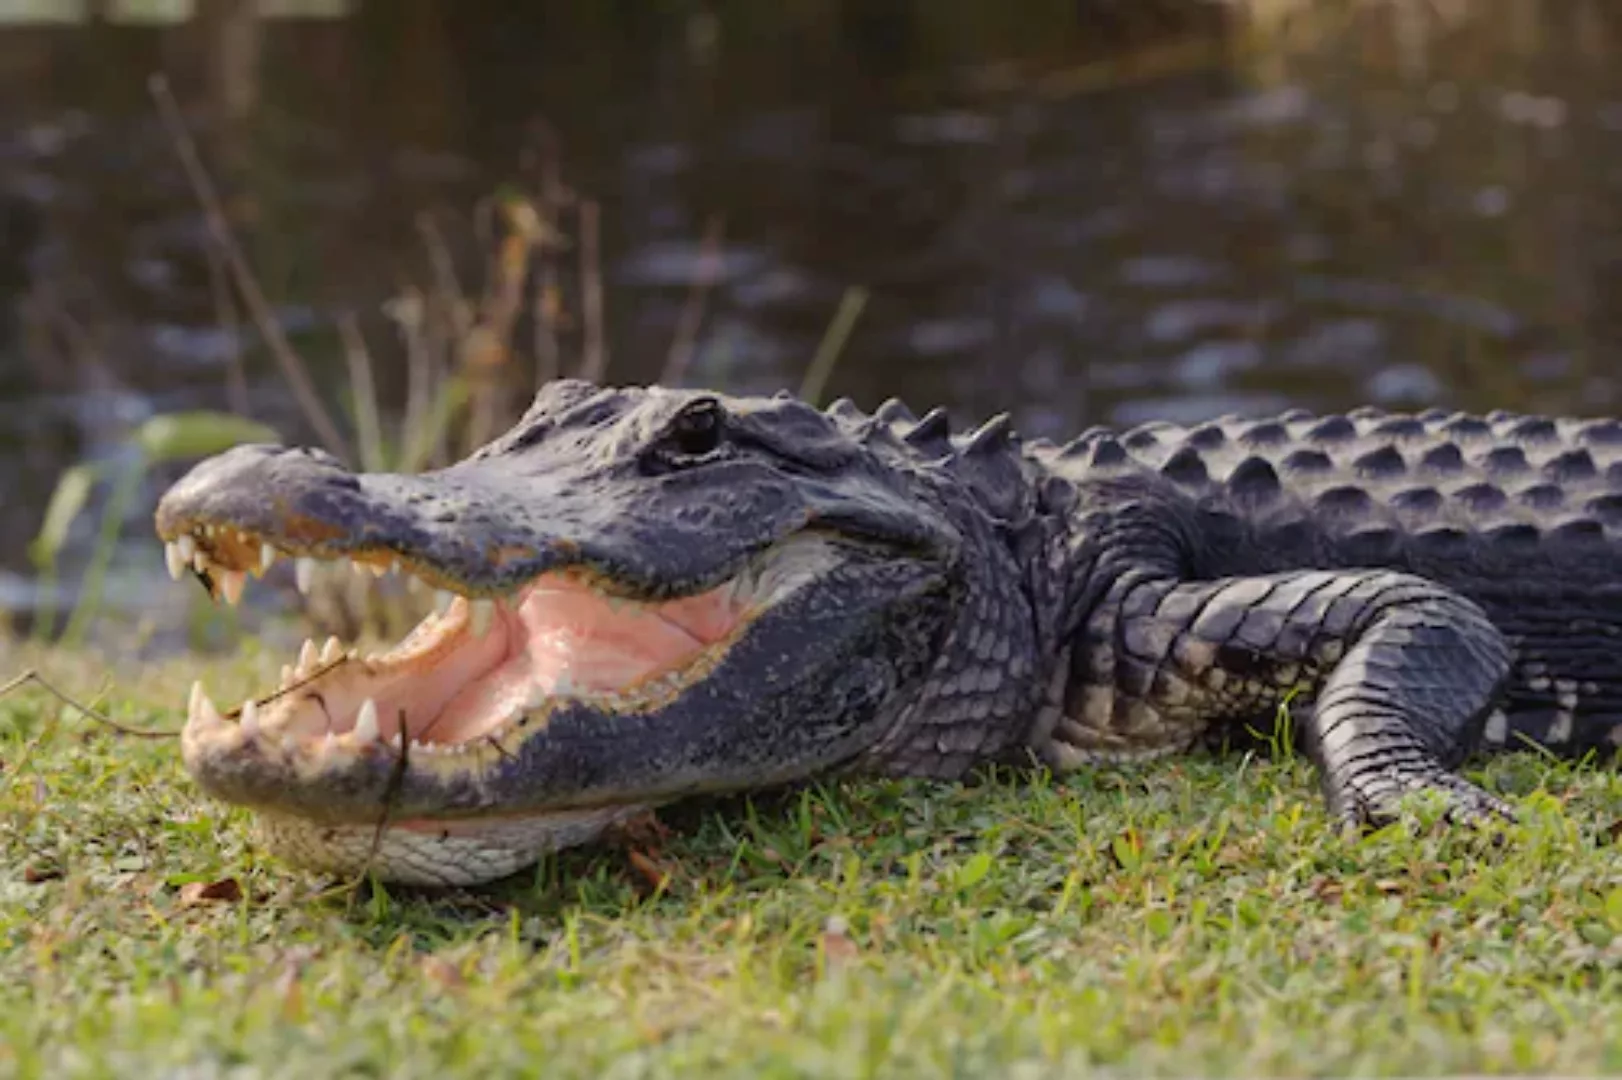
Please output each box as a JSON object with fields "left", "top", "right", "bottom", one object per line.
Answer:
{"left": 2, "top": 0, "right": 1620, "bottom": 629}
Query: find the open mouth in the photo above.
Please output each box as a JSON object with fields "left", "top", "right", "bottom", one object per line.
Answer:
{"left": 164, "top": 524, "right": 814, "bottom": 762}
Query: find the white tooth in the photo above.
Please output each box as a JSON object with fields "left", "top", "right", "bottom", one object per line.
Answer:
{"left": 239, "top": 698, "right": 259, "bottom": 736}
{"left": 176, "top": 535, "right": 197, "bottom": 562}
{"left": 191, "top": 682, "right": 223, "bottom": 728}
{"left": 553, "top": 672, "right": 573, "bottom": 697}
{"left": 295, "top": 558, "right": 317, "bottom": 595}
{"left": 192, "top": 551, "right": 209, "bottom": 573}
{"left": 188, "top": 680, "right": 204, "bottom": 717}
{"left": 389, "top": 559, "right": 401, "bottom": 577}
{"left": 280, "top": 735, "right": 296, "bottom": 754}
{"left": 470, "top": 599, "right": 495, "bottom": 637}
{"left": 317, "top": 731, "right": 337, "bottom": 756}
{"left": 218, "top": 569, "right": 247, "bottom": 606}
{"left": 435, "top": 590, "right": 456, "bottom": 614}
{"left": 298, "top": 639, "right": 318, "bottom": 673}
{"left": 164, "top": 542, "right": 187, "bottom": 581}
{"left": 259, "top": 543, "right": 277, "bottom": 575}
{"left": 320, "top": 636, "right": 343, "bottom": 664}
{"left": 366, "top": 561, "right": 387, "bottom": 578}
{"left": 406, "top": 575, "right": 426, "bottom": 595}
{"left": 280, "top": 664, "right": 295, "bottom": 688}
{"left": 354, "top": 699, "right": 380, "bottom": 743}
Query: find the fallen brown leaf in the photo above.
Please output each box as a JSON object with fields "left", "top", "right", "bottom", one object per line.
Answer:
{"left": 178, "top": 877, "right": 243, "bottom": 906}
{"left": 627, "top": 849, "right": 671, "bottom": 894}
{"left": 1309, "top": 877, "right": 1343, "bottom": 904}
{"left": 616, "top": 810, "right": 673, "bottom": 847}
{"left": 422, "top": 955, "right": 466, "bottom": 992}
{"left": 274, "top": 951, "right": 313, "bottom": 1022}
{"left": 821, "top": 916, "right": 859, "bottom": 968}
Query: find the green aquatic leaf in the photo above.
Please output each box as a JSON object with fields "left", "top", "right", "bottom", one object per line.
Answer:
{"left": 132, "top": 411, "right": 279, "bottom": 463}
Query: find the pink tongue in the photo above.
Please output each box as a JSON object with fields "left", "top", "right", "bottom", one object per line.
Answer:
{"left": 517, "top": 581, "right": 724, "bottom": 690}
{"left": 654, "top": 589, "right": 745, "bottom": 644}
{"left": 424, "top": 578, "right": 742, "bottom": 741}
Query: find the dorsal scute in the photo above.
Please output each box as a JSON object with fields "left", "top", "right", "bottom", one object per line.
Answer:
{"left": 903, "top": 407, "right": 953, "bottom": 452}
{"left": 1043, "top": 406, "right": 1622, "bottom": 556}
{"left": 963, "top": 413, "right": 1015, "bottom": 457}
{"left": 875, "top": 398, "right": 917, "bottom": 425}
{"left": 825, "top": 397, "right": 865, "bottom": 423}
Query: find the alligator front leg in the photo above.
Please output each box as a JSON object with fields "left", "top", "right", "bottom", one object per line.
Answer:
{"left": 1048, "top": 569, "right": 1515, "bottom": 826}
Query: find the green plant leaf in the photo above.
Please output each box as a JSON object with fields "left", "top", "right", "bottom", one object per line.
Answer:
{"left": 955, "top": 850, "right": 993, "bottom": 891}
{"left": 28, "top": 462, "right": 100, "bottom": 570}
{"left": 132, "top": 412, "right": 279, "bottom": 463}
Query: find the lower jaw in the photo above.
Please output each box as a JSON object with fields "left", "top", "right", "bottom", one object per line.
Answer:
{"left": 254, "top": 802, "right": 652, "bottom": 887}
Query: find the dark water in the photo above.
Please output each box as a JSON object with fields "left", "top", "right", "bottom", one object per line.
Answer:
{"left": 3, "top": 0, "right": 1622, "bottom": 632}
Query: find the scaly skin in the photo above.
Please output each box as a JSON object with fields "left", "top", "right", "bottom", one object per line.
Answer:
{"left": 155, "top": 383, "right": 1622, "bottom": 885}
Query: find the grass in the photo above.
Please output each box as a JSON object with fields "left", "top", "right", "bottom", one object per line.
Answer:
{"left": 0, "top": 644, "right": 1619, "bottom": 1078}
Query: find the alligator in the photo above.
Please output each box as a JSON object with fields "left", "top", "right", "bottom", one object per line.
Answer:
{"left": 153, "top": 380, "right": 1622, "bottom": 885}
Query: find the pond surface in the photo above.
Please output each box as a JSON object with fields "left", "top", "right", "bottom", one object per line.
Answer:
{"left": 3, "top": 0, "right": 1622, "bottom": 634}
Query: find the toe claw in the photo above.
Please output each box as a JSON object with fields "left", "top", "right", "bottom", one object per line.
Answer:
{"left": 1331, "top": 767, "right": 1514, "bottom": 834}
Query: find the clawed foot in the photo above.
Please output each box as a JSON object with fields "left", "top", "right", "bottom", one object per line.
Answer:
{"left": 1328, "top": 768, "right": 1516, "bottom": 833}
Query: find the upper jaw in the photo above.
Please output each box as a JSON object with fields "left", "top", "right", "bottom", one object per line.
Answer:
{"left": 154, "top": 442, "right": 813, "bottom": 601}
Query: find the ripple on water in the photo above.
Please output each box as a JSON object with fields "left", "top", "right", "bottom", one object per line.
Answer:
{"left": 1171, "top": 341, "right": 1265, "bottom": 392}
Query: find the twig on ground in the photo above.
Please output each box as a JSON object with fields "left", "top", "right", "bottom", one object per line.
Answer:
{"left": 312, "top": 717, "right": 412, "bottom": 906}
{"left": 148, "top": 75, "right": 351, "bottom": 463}
{"left": 0, "top": 669, "right": 177, "bottom": 739}
{"left": 355, "top": 719, "right": 411, "bottom": 894}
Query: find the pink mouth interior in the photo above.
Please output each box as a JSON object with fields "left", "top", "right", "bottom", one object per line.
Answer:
{"left": 278, "top": 573, "right": 746, "bottom": 745}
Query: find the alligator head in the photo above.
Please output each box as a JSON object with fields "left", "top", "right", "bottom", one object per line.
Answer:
{"left": 156, "top": 381, "right": 1052, "bottom": 885}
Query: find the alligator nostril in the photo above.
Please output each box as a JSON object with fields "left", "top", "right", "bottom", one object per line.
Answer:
{"left": 290, "top": 446, "right": 350, "bottom": 472}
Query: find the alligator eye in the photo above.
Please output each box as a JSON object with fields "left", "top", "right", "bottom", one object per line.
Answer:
{"left": 665, "top": 400, "right": 725, "bottom": 459}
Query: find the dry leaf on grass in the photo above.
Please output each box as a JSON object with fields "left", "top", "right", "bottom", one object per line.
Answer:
{"left": 178, "top": 877, "right": 243, "bottom": 906}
